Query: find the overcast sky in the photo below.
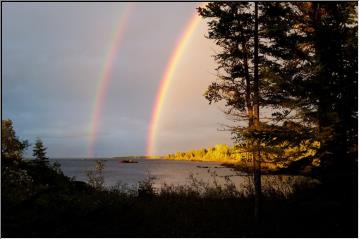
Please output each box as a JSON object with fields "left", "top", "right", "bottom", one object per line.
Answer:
{"left": 3, "top": 2, "right": 233, "bottom": 158}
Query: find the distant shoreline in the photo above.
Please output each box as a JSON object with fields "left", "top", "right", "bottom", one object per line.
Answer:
{"left": 39, "top": 157, "right": 315, "bottom": 176}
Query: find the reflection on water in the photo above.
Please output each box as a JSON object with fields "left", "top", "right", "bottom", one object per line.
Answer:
{"left": 50, "top": 158, "right": 319, "bottom": 195}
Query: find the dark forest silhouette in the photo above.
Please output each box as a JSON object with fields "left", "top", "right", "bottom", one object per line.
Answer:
{"left": 198, "top": 1, "right": 357, "bottom": 224}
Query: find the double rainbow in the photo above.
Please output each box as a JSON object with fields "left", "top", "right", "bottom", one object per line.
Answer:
{"left": 88, "top": 3, "right": 205, "bottom": 158}
{"left": 88, "top": 4, "right": 133, "bottom": 158}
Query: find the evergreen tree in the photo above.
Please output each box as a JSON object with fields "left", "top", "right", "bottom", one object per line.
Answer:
{"left": 2, "top": 119, "right": 29, "bottom": 166}
{"left": 32, "top": 138, "right": 49, "bottom": 163}
{"left": 198, "top": 2, "right": 277, "bottom": 221}
{"left": 198, "top": 1, "right": 358, "bottom": 219}
{"left": 262, "top": 2, "right": 357, "bottom": 183}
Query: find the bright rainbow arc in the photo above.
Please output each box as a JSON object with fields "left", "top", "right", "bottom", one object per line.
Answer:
{"left": 146, "top": 5, "right": 205, "bottom": 157}
{"left": 88, "top": 5, "right": 133, "bottom": 158}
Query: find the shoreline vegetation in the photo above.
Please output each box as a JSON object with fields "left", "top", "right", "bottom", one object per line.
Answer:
{"left": 114, "top": 142, "right": 320, "bottom": 175}
{"left": 159, "top": 143, "right": 320, "bottom": 175}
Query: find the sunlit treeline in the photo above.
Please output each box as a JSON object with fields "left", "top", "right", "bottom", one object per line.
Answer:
{"left": 163, "top": 142, "right": 320, "bottom": 171}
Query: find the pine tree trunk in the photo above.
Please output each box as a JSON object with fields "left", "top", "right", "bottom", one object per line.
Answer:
{"left": 312, "top": 2, "right": 335, "bottom": 183}
{"left": 253, "top": 1, "right": 262, "bottom": 223}
{"left": 240, "top": 31, "right": 253, "bottom": 127}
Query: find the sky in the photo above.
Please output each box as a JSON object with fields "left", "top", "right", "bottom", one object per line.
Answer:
{"left": 3, "top": 2, "right": 234, "bottom": 158}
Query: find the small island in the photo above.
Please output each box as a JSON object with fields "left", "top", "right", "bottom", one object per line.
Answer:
{"left": 120, "top": 159, "right": 138, "bottom": 163}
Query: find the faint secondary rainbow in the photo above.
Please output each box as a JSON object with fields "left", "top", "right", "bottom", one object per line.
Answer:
{"left": 146, "top": 4, "right": 205, "bottom": 157}
{"left": 88, "top": 4, "right": 133, "bottom": 158}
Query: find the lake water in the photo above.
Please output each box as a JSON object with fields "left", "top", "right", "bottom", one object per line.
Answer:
{"left": 50, "top": 158, "right": 239, "bottom": 187}
{"left": 49, "top": 158, "right": 318, "bottom": 195}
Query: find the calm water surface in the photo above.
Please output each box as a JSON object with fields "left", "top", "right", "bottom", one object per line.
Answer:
{"left": 50, "top": 158, "right": 237, "bottom": 187}
{"left": 49, "top": 158, "right": 317, "bottom": 192}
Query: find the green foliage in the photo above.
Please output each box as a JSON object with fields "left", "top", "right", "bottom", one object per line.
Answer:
{"left": 198, "top": 2, "right": 263, "bottom": 115}
{"left": 163, "top": 142, "right": 319, "bottom": 172}
{"left": 1, "top": 119, "right": 69, "bottom": 210}
{"left": 86, "top": 160, "right": 105, "bottom": 190}
{"left": 3, "top": 169, "right": 355, "bottom": 237}
{"left": 51, "top": 161, "right": 63, "bottom": 175}
{"left": 32, "top": 137, "right": 49, "bottom": 163}
{"left": 138, "top": 175, "right": 156, "bottom": 199}
{"left": 2, "top": 119, "right": 33, "bottom": 205}
{"left": 2, "top": 166, "right": 34, "bottom": 205}
{"left": 1, "top": 119, "right": 29, "bottom": 165}
{"left": 261, "top": 2, "right": 357, "bottom": 177}
{"left": 199, "top": 2, "right": 357, "bottom": 183}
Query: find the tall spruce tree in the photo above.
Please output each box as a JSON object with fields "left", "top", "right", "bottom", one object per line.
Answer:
{"left": 198, "top": 2, "right": 281, "bottom": 221}
{"left": 33, "top": 138, "right": 49, "bottom": 163}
